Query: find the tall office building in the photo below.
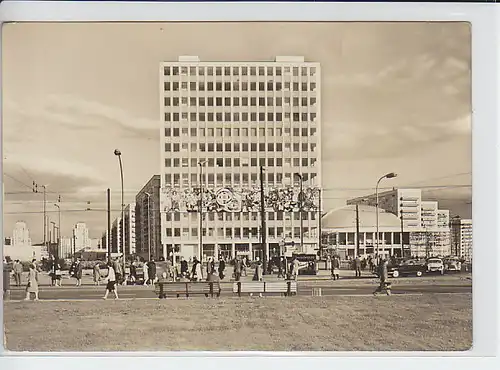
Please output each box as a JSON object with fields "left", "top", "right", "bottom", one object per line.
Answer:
{"left": 135, "top": 175, "right": 161, "bottom": 260}
{"left": 12, "top": 221, "right": 32, "bottom": 246}
{"left": 160, "top": 56, "right": 322, "bottom": 262}
{"left": 111, "top": 218, "right": 121, "bottom": 255}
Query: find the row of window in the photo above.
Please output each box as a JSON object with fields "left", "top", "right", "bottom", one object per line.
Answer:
{"left": 165, "top": 127, "right": 317, "bottom": 138}
{"left": 165, "top": 157, "right": 317, "bottom": 168}
{"left": 164, "top": 172, "right": 317, "bottom": 185}
{"left": 164, "top": 81, "right": 317, "bottom": 93}
{"left": 166, "top": 211, "right": 317, "bottom": 222}
{"left": 165, "top": 226, "right": 311, "bottom": 239}
{"left": 165, "top": 96, "right": 317, "bottom": 108}
{"left": 164, "top": 66, "right": 317, "bottom": 77}
{"left": 164, "top": 142, "right": 318, "bottom": 153}
{"left": 164, "top": 112, "right": 317, "bottom": 123}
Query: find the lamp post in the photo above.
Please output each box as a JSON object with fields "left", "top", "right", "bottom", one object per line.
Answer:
{"left": 294, "top": 173, "right": 304, "bottom": 252}
{"left": 198, "top": 160, "right": 207, "bottom": 262}
{"left": 375, "top": 172, "right": 397, "bottom": 261}
{"left": 145, "top": 192, "right": 152, "bottom": 260}
{"left": 114, "top": 149, "right": 125, "bottom": 262}
{"left": 54, "top": 203, "right": 61, "bottom": 261}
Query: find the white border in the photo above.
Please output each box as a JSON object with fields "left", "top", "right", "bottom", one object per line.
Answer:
{"left": 0, "top": 1, "right": 498, "bottom": 369}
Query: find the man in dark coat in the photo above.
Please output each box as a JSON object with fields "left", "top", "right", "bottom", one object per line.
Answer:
{"left": 147, "top": 258, "right": 157, "bottom": 283}
{"left": 354, "top": 256, "right": 362, "bottom": 277}
{"left": 218, "top": 256, "right": 226, "bottom": 280}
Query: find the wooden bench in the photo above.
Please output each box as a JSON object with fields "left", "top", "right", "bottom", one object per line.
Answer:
{"left": 154, "top": 281, "right": 221, "bottom": 299}
{"left": 233, "top": 281, "right": 297, "bottom": 297}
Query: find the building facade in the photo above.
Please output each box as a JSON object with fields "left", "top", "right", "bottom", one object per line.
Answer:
{"left": 12, "top": 221, "right": 32, "bottom": 246}
{"left": 347, "top": 188, "right": 451, "bottom": 257}
{"left": 160, "top": 56, "right": 322, "bottom": 262}
{"left": 111, "top": 218, "right": 122, "bottom": 255}
{"left": 321, "top": 205, "right": 410, "bottom": 259}
{"left": 450, "top": 217, "right": 473, "bottom": 261}
{"left": 135, "top": 175, "right": 161, "bottom": 260}
{"left": 123, "top": 203, "right": 136, "bottom": 256}
{"left": 73, "top": 222, "right": 91, "bottom": 252}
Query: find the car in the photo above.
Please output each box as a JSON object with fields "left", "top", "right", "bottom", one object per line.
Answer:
{"left": 393, "top": 259, "right": 427, "bottom": 277}
{"left": 426, "top": 258, "right": 445, "bottom": 275}
{"left": 372, "top": 261, "right": 401, "bottom": 278}
{"left": 443, "top": 257, "right": 462, "bottom": 272}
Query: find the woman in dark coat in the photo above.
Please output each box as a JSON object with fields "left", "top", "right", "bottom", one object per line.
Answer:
{"left": 218, "top": 257, "right": 226, "bottom": 280}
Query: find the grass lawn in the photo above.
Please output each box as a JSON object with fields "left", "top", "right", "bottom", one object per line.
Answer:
{"left": 3, "top": 293, "right": 472, "bottom": 352}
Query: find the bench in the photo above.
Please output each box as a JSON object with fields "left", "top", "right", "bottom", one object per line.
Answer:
{"left": 154, "top": 281, "right": 221, "bottom": 299}
{"left": 233, "top": 281, "right": 297, "bottom": 297}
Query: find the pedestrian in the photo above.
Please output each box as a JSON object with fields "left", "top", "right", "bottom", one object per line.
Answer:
{"left": 361, "top": 258, "right": 367, "bottom": 271}
{"left": 251, "top": 257, "right": 263, "bottom": 297}
{"left": 191, "top": 257, "right": 203, "bottom": 282}
{"left": 93, "top": 262, "right": 102, "bottom": 286}
{"left": 233, "top": 256, "right": 242, "bottom": 282}
{"left": 113, "top": 257, "right": 123, "bottom": 285}
{"left": 331, "top": 255, "right": 340, "bottom": 280}
{"left": 24, "top": 264, "right": 39, "bottom": 301}
{"left": 147, "top": 258, "right": 157, "bottom": 284}
{"left": 74, "top": 258, "right": 83, "bottom": 287}
{"left": 142, "top": 260, "right": 149, "bottom": 286}
{"left": 277, "top": 256, "right": 285, "bottom": 278}
{"left": 180, "top": 257, "right": 189, "bottom": 278}
{"left": 103, "top": 261, "right": 119, "bottom": 300}
{"left": 241, "top": 256, "right": 248, "bottom": 277}
{"left": 218, "top": 256, "right": 226, "bottom": 280}
{"left": 13, "top": 260, "right": 23, "bottom": 287}
{"left": 129, "top": 260, "right": 137, "bottom": 284}
{"left": 354, "top": 256, "right": 362, "bottom": 277}
{"left": 291, "top": 257, "right": 300, "bottom": 280}
{"left": 54, "top": 261, "right": 62, "bottom": 286}
{"left": 373, "top": 258, "right": 391, "bottom": 296}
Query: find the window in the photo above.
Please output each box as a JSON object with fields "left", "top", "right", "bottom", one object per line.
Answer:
{"left": 190, "top": 112, "right": 197, "bottom": 121}
{"left": 259, "top": 143, "right": 265, "bottom": 151}
{"left": 259, "top": 113, "right": 265, "bottom": 122}
{"left": 225, "top": 143, "right": 232, "bottom": 152}
{"left": 233, "top": 66, "right": 239, "bottom": 75}
{"left": 251, "top": 97, "right": 257, "bottom": 106}
{"left": 233, "top": 97, "right": 240, "bottom": 106}
{"left": 259, "top": 128, "right": 265, "bottom": 136}
{"left": 251, "top": 143, "right": 257, "bottom": 152}
{"left": 293, "top": 128, "right": 300, "bottom": 137}
{"left": 267, "top": 113, "right": 274, "bottom": 121}
{"left": 242, "top": 112, "right": 248, "bottom": 121}
{"left": 251, "top": 158, "right": 257, "bottom": 167}
{"left": 165, "top": 158, "right": 171, "bottom": 167}
{"left": 259, "top": 97, "right": 265, "bottom": 106}
{"left": 267, "top": 82, "right": 274, "bottom": 91}
{"left": 233, "top": 128, "right": 240, "bottom": 136}
{"left": 224, "top": 82, "right": 231, "bottom": 91}
{"left": 267, "top": 158, "right": 274, "bottom": 166}
{"left": 207, "top": 67, "right": 213, "bottom": 75}
{"left": 216, "top": 67, "right": 222, "bottom": 76}
{"left": 259, "top": 82, "right": 265, "bottom": 91}
{"left": 181, "top": 82, "right": 188, "bottom": 90}
{"left": 233, "top": 112, "right": 239, "bottom": 121}
{"left": 267, "top": 143, "right": 274, "bottom": 151}
{"left": 242, "top": 97, "right": 248, "bottom": 106}
{"left": 242, "top": 67, "right": 248, "bottom": 75}
{"left": 207, "top": 82, "right": 214, "bottom": 91}
{"left": 199, "top": 82, "right": 205, "bottom": 91}
{"left": 250, "top": 82, "right": 257, "bottom": 91}
{"left": 216, "top": 82, "right": 222, "bottom": 91}
{"left": 250, "top": 67, "right": 256, "bottom": 75}
{"left": 276, "top": 143, "right": 283, "bottom": 152}
{"left": 276, "top": 82, "right": 282, "bottom": 91}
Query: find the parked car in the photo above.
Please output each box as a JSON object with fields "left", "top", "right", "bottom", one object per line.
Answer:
{"left": 372, "top": 261, "right": 400, "bottom": 278}
{"left": 443, "top": 257, "right": 462, "bottom": 273}
{"left": 392, "top": 259, "right": 427, "bottom": 277}
{"left": 426, "top": 258, "right": 445, "bottom": 275}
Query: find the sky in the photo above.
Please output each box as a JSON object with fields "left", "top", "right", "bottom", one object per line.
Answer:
{"left": 1, "top": 22, "right": 472, "bottom": 243}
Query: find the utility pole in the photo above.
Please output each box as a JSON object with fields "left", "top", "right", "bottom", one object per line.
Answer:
{"left": 355, "top": 204, "right": 360, "bottom": 257}
{"left": 107, "top": 188, "right": 111, "bottom": 261}
{"left": 259, "top": 166, "right": 267, "bottom": 274}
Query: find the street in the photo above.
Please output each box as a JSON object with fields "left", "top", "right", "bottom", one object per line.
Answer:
{"left": 6, "top": 280, "right": 472, "bottom": 301}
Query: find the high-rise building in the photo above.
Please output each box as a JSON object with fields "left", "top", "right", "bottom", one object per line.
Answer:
{"left": 347, "top": 188, "right": 451, "bottom": 257}
{"left": 73, "top": 222, "right": 90, "bottom": 252}
{"left": 123, "top": 203, "right": 136, "bottom": 256}
{"left": 12, "top": 221, "right": 32, "bottom": 246}
{"left": 160, "top": 56, "right": 322, "bottom": 262}
{"left": 450, "top": 217, "right": 473, "bottom": 261}
{"left": 59, "top": 237, "right": 74, "bottom": 259}
{"left": 111, "top": 218, "right": 121, "bottom": 255}
{"left": 135, "top": 175, "right": 161, "bottom": 260}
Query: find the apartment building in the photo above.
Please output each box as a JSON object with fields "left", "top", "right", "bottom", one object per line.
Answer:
{"left": 135, "top": 175, "right": 162, "bottom": 260}
{"left": 450, "top": 217, "right": 473, "bottom": 261}
{"left": 160, "top": 56, "right": 322, "bottom": 261}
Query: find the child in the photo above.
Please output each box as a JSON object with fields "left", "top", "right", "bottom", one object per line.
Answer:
{"left": 25, "top": 264, "right": 39, "bottom": 301}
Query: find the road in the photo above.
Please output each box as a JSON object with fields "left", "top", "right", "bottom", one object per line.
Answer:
{"left": 6, "top": 281, "right": 472, "bottom": 301}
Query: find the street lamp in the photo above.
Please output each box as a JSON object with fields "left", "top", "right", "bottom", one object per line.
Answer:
{"left": 145, "top": 192, "right": 152, "bottom": 261}
{"left": 114, "top": 149, "right": 125, "bottom": 263}
{"left": 198, "top": 160, "right": 207, "bottom": 262}
{"left": 375, "top": 172, "right": 397, "bottom": 260}
{"left": 54, "top": 203, "right": 61, "bottom": 261}
{"left": 294, "top": 173, "right": 304, "bottom": 252}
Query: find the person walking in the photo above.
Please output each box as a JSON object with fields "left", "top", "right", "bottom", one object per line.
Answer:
{"left": 218, "top": 256, "right": 226, "bottom": 280}
{"left": 241, "top": 256, "right": 248, "bottom": 277}
{"left": 291, "top": 257, "right": 300, "bottom": 280}
{"left": 24, "top": 264, "right": 39, "bottom": 301}
{"left": 233, "top": 256, "right": 242, "bottom": 282}
{"left": 277, "top": 257, "right": 285, "bottom": 278}
{"left": 250, "top": 257, "right": 263, "bottom": 297}
{"left": 354, "top": 256, "right": 362, "bottom": 277}
{"left": 13, "top": 260, "right": 23, "bottom": 287}
{"left": 142, "top": 260, "right": 149, "bottom": 286}
{"left": 180, "top": 257, "right": 189, "bottom": 278}
{"left": 129, "top": 260, "right": 137, "bottom": 284}
{"left": 190, "top": 257, "right": 203, "bottom": 282}
{"left": 103, "top": 261, "right": 119, "bottom": 300}
{"left": 54, "top": 261, "right": 62, "bottom": 286}
{"left": 93, "top": 262, "right": 102, "bottom": 286}
{"left": 373, "top": 258, "right": 391, "bottom": 296}
{"left": 147, "top": 258, "right": 157, "bottom": 285}
{"left": 74, "top": 258, "right": 83, "bottom": 287}
{"left": 331, "top": 255, "right": 340, "bottom": 281}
